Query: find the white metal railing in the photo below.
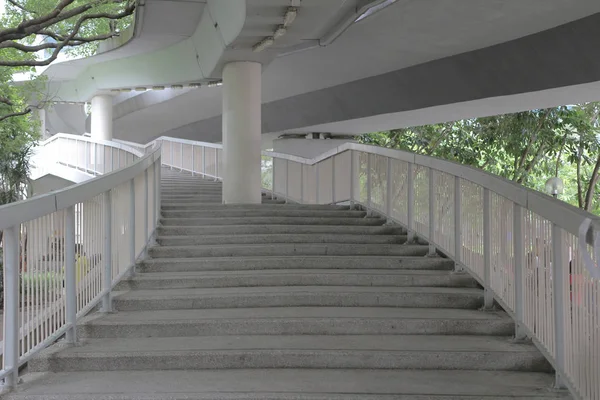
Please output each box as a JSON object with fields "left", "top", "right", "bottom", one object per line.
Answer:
{"left": 0, "top": 137, "right": 161, "bottom": 388}
{"left": 31, "top": 133, "right": 144, "bottom": 180}
{"left": 6, "top": 133, "right": 599, "bottom": 400}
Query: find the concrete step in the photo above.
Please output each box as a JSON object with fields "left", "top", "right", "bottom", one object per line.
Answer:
{"left": 29, "top": 335, "right": 551, "bottom": 373}
{"left": 148, "top": 243, "right": 428, "bottom": 258}
{"left": 139, "top": 256, "right": 455, "bottom": 273}
{"left": 157, "top": 224, "right": 406, "bottom": 236}
{"left": 112, "top": 286, "right": 483, "bottom": 311}
{"left": 160, "top": 203, "right": 351, "bottom": 210}
{"left": 115, "top": 269, "right": 477, "bottom": 290}
{"left": 156, "top": 233, "right": 407, "bottom": 246}
{"left": 160, "top": 209, "right": 367, "bottom": 218}
{"left": 160, "top": 216, "right": 386, "bottom": 226}
{"left": 78, "top": 307, "right": 512, "bottom": 339}
{"left": 6, "top": 369, "right": 571, "bottom": 399}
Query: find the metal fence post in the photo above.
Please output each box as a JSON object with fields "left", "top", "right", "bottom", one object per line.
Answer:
{"left": 513, "top": 203, "right": 526, "bottom": 339}
{"left": 386, "top": 157, "right": 392, "bottom": 221}
{"left": 428, "top": 168, "right": 436, "bottom": 256}
{"left": 407, "top": 163, "right": 415, "bottom": 243}
{"left": 552, "top": 223, "right": 566, "bottom": 388}
{"left": 130, "top": 179, "right": 136, "bottom": 269}
{"left": 155, "top": 160, "right": 161, "bottom": 228}
{"left": 482, "top": 188, "right": 494, "bottom": 309}
{"left": 350, "top": 151, "right": 355, "bottom": 209}
{"left": 144, "top": 168, "right": 149, "bottom": 242}
{"left": 316, "top": 163, "right": 320, "bottom": 204}
{"left": 366, "top": 154, "right": 372, "bottom": 214}
{"left": 454, "top": 176, "right": 463, "bottom": 271}
{"left": 285, "top": 159, "right": 289, "bottom": 203}
{"left": 65, "top": 206, "right": 77, "bottom": 343}
{"left": 202, "top": 146, "right": 206, "bottom": 177}
{"left": 3, "top": 225, "right": 20, "bottom": 387}
{"left": 332, "top": 156, "right": 336, "bottom": 204}
{"left": 180, "top": 142, "right": 183, "bottom": 172}
{"left": 191, "top": 145, "right": 195, "bottom": 176}
{"left": 170, "top": 141, "right": 174, "bottom": 170}
{"left": 271, "top": 159, "right": 275, "bottom": 200}
{"left": 300, "top": 164, "right": 304, "bottom": 204}
{"left": 101, "top": 190, "right": 113, "bottom": 313}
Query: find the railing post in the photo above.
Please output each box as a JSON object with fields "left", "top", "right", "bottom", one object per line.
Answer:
{"left": 191, "top": 145, "right": 195, "bottom": 176}
{"left": 407, "top": 163, "right": 415, "bottom": 243}
{"left": 552, "top": 223, "right": 567, "bottom": 388}
{"left": 332, "top": 156, "right": 336, "bottom": 204}
{"left": 155, "top": 159, "right": 161, "bottom": 228}
{"left": 129, "top": 179, "right": 136, "bottom": 270}
{"left": 271, "top": 158, "right": 275, "bottom": 200}
{"left": 170, "top": 141, "right": 174, "bottom": 170}
{"left": 454, "top": 176, "right": 463, "bottom": 272}
{"left": 180, "top": 142, "right": 183, "bottom": 172}
{"left": 285, "top": 159, "right": 289, "bottom": 203}
{"left": 144, "top": 168, "right": 149, "bottom": 242}
{"left": 427, "top": 168, "right": 436, "bottom": 256}
{"left": 386, "top": 157, "right": 392, "bottom": 221}
{"left": 366, "top": 154, "right": 372, "bottom": 214}
{"left": 117, "top": 149, "right": 121, "bottom": 168}
{"left": 101, "top": 190, "right": 113, "bottom": 313}
{"left": 85, "top": 141, "right": 89, "bottom": 172}
{"left": 214, "top": 150, "right": 219, "bottom": 181}
{"left": 2, "top": 225, "right": 20, "bottom": 387}
{"left": 300, "top": 164, "right": 304, "bottom": 204}
{"left": 513, "top": 203, "right": 526, "bottom": 340}
{"left": 350, "top": 151, "right": 355, "bottom": 210}
{"left": 316, "top": 163, "right": 320, "bottom": 204}
{"left": 202, "top": 146, "right": 206, "bottom": 178}
{"left": 65, "top": 205, "right": 77, "bottom": 344}
{"left": 482, "top": 188, "right": 494, "bottom": 310}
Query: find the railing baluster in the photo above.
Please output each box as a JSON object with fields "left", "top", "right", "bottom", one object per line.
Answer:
{"left": 332, "top": 156, "right": 336, "bottom": 204}
{"left": 315, "top": 163, "right": 320, "bottom": 204}
{"left": 65, "top": 206, "right": 77, "bottom": 343}
{"left": 483, "top": 188, "right": 494, "bottom": 309}
{"left": 513, "top": 203, "right": 526, "bottom": 340}
{"left": 202, "top": 146, "right": 206, "bottom": 178}
{"left": 407, "top": 163, "right": 415, "bottom": 243}
{"left": 428, "top": 168, "right": 436, "bottom": 256}
{"left": 367, "top": 154, "right": 372, "bottom": 213}
{"left": 552, "top": 223, "right": 566, "bottom": 388}
{"left": 285, "top": 159, "right": 289, "bottom": 203}
{"left": 454, "top": 176, "right": 462, "bottom": 271}
{"left": 101, "top": 190, "right": 112, "bottom": 312}
{"left": 2, "top": 225, "right": 20, "bottom": 387}
{"left": 350, "top": 151, "right": 355, "bottom": 209}
{"left": 144, "top": 168, "right": 149, "bottom": 242}
{"left": 191, "top": 144, "right": 195, "bottom": 176}
{"left": 129, "top": 179, "right": 136, "bottom": 270}
{"left": 386, "top": 157, "right": 392, "bottom": 221}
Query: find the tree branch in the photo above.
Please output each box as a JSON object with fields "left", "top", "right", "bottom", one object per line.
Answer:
{"left": 0, "top": 107, "right": 32, "bottom": 123}
{"left": 6, "top": 0, "right": 37, "bottom": 14}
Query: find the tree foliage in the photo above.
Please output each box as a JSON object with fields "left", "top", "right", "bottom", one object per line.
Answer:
{"left": 359, "top": 103, "right": 600, "bottom": 213}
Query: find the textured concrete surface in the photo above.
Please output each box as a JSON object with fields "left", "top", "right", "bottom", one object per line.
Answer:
{"left": 14, "top": 170, "right": 566, "bottom": 399}
{"left": 5, "top": 370, "right": 572, "bottom": 399}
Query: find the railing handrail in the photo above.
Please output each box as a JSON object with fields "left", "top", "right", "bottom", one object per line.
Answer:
{"left": 41, "top": 133, "right": 145, "bottom": 158}
{"left": 0, "top": 140, "right": 159, "bottom": 230}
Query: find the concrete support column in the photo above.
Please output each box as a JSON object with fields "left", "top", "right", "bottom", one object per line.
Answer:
{"left": 91, "top": 95, "right": 113, "bottom": 141}
{"left": 222, "top": 61, "right": 262, "bottom": 204}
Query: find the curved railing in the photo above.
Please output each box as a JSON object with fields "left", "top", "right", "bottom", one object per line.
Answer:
{"left": 0, "top": 137, "right": 161, "bottom": 387}
{"left": 149, "top": 135, "right": 598, "bottom": 400}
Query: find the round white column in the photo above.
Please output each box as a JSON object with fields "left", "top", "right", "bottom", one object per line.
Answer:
{"left": 91, "top": 95, "right": 113, "bottom": 141}
{"left": 222, "top": 61, "right": 262, "bottom": 204}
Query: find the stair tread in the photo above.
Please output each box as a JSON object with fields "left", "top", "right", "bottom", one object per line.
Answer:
{"left": 45, "top": 335, "right": 537, "bottom": 355}
{"left": 131, "top": 269, "right": 458, "bottom": 279}
{"left": 9, "top": 369, "right": 569, "bottom": 399}
{"left": 83, "top": 307, "right": 510, "bottom": 324}
{"left": 115, "top": 285, "right": 482, "bottom": 299}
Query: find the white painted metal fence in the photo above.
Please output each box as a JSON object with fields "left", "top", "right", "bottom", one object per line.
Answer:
{"left": 0, "top": 137, "right": 160, "bottom": 388}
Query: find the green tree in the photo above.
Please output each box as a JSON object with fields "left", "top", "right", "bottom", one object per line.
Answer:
{"left": 359, "top": 103, "right": 600, "bottom": 213}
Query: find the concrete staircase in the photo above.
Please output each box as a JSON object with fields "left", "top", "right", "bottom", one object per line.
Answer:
{"left": 7, "top": 169, "right": 571, "bottom": 399}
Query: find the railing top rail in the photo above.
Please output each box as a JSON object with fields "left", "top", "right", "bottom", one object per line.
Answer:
{"left": 42, "top": 133, "right": 145, "bottom": 158}
{"left": 0, "top": 146, "right": 160, "bottom": 230}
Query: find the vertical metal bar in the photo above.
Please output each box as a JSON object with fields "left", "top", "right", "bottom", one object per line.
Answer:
{"left": 65, "top": 206, "right": 77, "bottom": 343}
{"left": 552, "top": 223, "right": 566, "bottom": 388}
{"left": 154, "top": 160, "right": 160, "bottom": 230}
{"left": 350, "top": 151, "right": 355, "bottom": 209}
{"left": 117, "top": 149, "right": 121, "bottom": 168}
{"left": 85, "top": 141, "right": 89, "bottom": 172}
{"left": 285, "top": 159, "right": 289, "bottom": 203}
{"left": 191, "top": 145, "right": 195, "bottom": 176}
{"left": 315, "top": 163, "right": 320, "bottom": 204}
{"left": 144, "top": 168, "right": 149, "bottom": 242}
{"left": 407, "top": 163, "right": 415, "bottom": 243}
{"left": 102, "top": 191, "right": 112, "bottom": 313}
{"left": 3, "top": 225, "right": 20, "bottom": 387}
{"left": 202, "top": 146, "right": 206, "bottom": 178}
{"left": 300, "top": 164, "right": 304, "bottom": 204}
{"left": 180, "top": 142, "right": 183, "bottom": 172}
{"left": 332, "top": 156, "right": 336, "bottom": 204}
{"left": 366, "top": 154, "right": 372, "bottom": 212}
{"left": 454, "top": 176, "right": 463, "bottom": 271}
{"left": 483, "top": 187, "right": 494, "bottom": 309}
{"left": 271, "top": 158, "right": 275, "bottom": 200}
{"left": 170, "top": 141, "right": 174, "bottom": 170}
{"left": 214, "top": 149, "right": 219, "bottom": 181}
{"left": 513, "top": 203, "right": 526, "bottom": 339}
{"left": 386, "top": 157, "right": 392, "bottom": 219}
{"left": 428, "top": 168, "right": 436, "bottom": 256}
{"left": 129, "top": 179, "right": 136, "bottom": 267}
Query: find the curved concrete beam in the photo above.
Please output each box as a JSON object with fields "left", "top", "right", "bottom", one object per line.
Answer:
{"left": 45, "top": 0, "right": 246, "bottom": 103}
{"left": 165, "top": 12, "right": 600, "bottom": 140}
